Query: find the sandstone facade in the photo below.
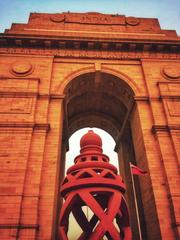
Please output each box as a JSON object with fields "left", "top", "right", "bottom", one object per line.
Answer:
{"left": 0, "top": 12, "right": 179, "bottom": 239}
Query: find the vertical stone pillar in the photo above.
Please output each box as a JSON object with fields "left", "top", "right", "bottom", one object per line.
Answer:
{"left": 152, "top": 126, "right": 180, "bottom": 239}
{"left": 0, "top": 125, "right": 33, "bottom": 240}
{"left": 17, "top": 124, "right": 50, "bottom": 240}
{"left": 170, "top": 129, "right": 180, "bottom": 238}
{"left": 131, "top": 101, "right": 176, "bottom": 239}
{"left": 37, "top": 97, "right": 64, "bottom": 240}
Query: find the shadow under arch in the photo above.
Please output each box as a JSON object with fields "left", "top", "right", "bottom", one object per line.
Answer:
{"left": 62, "top": 70, "right": 135, "bottom": 144}
{"left": 58, "top": 66, "right": 140, "bottom": 96}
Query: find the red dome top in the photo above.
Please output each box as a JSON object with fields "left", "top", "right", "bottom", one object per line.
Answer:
{"left": 80, "top": 130, "right": 102, "bottom": 148}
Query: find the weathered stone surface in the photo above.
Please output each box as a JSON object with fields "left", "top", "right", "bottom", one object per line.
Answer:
{"left": 0, "top": 12, "right": 179, "bottom": 240}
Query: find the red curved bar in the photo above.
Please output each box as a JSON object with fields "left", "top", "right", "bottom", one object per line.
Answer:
{"left": 59, "top": 130, "right": 132, "bottom": 240}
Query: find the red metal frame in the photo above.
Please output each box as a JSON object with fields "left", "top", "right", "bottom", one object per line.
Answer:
{"left": 59, "top": 130, "right": 132, "bottom": 239}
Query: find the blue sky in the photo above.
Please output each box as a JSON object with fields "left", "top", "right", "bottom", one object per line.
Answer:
{"left": 0, "top": 0, "right": 180, "bottom": 34}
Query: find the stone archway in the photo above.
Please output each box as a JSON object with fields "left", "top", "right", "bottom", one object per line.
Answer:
{"left": 58, "top": 71, "right": 148, "bottom": 239}
{"left": 63, "top": 71, "right": 134, "bottom": 141}
{"left": 1, "top": 11, "right": 179, "bottom": 240}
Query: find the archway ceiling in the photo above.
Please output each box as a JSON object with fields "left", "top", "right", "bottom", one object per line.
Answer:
{"left": 68, "top": 112, "right": 121, "bottom": 142}
{"left": 65, "top": 72, "right": 134, "bottom": 108}
{"left": 64, "top": 72, "right": 134, "bottom": 142}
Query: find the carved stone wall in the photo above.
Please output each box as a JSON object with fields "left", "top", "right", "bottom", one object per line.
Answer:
{"left": 0, "top": 12, "right": 179, "bottom": 240}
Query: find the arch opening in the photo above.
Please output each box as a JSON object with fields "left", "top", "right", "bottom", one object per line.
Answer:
{"left": 58, "top": 71, "right": 147, "bottom": 239}
{"left": 63, "top": 71, "right": 135, "bottom": 143}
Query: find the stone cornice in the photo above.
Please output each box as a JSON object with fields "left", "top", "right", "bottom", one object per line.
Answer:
{"left": 0, "top": 47, "right": 179, "bottom": 60}
{"left": 34, "top": 123, "right": 50, "bottom": 132}
{"left": 1, "top": 32, "right": 180, "bottom": 42}
{"left": 0, "top": 91, "right": 65, "bottom": 99}
{"left": 159, "top": 95, "right": 180, "bottom": 100}
{"left": 0, "top": 35, "right": 179, "bottom": 60}
{"left": 0, "top": 122, "right": 50, "bottom": 132}
{"left": 134, "top": 96, "right": 150, "bottom": 101}
{"left": 152, "top": 124, "right": 180, "bottom": 133}
{"left": 0, "top": 224, "right": 39, "bottom": 230}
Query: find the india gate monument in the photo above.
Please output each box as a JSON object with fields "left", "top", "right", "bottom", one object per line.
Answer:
{"left": 0, "top": 11, "right": 179, "bottom": 240}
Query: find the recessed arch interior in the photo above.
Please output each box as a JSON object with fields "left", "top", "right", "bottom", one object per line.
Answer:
{"left": 60, "top": 71, "right": 147, "bottom": 240}
{"left": 63, "top": 71, "right": 135, "bottom": 143}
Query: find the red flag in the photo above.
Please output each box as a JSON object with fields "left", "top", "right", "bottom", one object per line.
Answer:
{"left": 130, "top": 163, "right": 147, "bottom": 176}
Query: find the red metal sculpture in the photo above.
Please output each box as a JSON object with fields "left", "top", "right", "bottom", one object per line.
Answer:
{"left": 59, "top": 130, "right": 132, "bottom": 240}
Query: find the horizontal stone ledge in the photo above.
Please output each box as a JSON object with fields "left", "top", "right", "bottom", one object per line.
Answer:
{"left": 0, "top": 122, "right": 50, "bottom": 132}
{"left": 0, "top": 37, "right": 179, "bottom": 54}
{"left": 34, "top": 123, "right": 50, "bottom": 132}
{"left": 134, "top": 96, "right": 149, "bottom": 101}
{"left": 152, "top": 124, "right": 180, "bottom": 133}
{"left": 167, "top": 193, "right": 180, "bottom": 199}
{"left": 0, "top": 194, "right": 40, "bottom": 198}
{"left": 0, "top": 76, "right": 40, "bottom": 81}
{"left": 159, "top": 95, "right": 180, "bottom": 100}
{"left": 0, "top": 224, "right": 39, "bottom": 230}
{"left": 1, "top": 47, "right": 179, "bottom": 60}
{"left": 49, "top": 94, "right": 65, "bottom": 99}
{"left": 0, "top": 92, "right": 66, "bottom": 99}
{"left": 0, "top": 91, "right": 38, "bottom": 97}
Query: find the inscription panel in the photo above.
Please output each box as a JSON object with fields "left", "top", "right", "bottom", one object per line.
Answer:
{"left": 0, "top": 78, "right": 39, "bottom": 94}
{"left": 0, "top": 96, "right": 36, "bottom": 123}
{"left": 0, "top": 97, "right": 33, "bottom": 114}
{"left": 64, "top": 14, "right": 126, "bottom": 25}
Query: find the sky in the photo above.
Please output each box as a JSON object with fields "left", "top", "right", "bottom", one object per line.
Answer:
{"left": 66, "top": 128, "right": 119, "bottom": 172}
{"left": 0, "top": 0, "right": 179, "bottom": 169}
{"left": 0, "top": 0, "right": 180, "bottom": 34}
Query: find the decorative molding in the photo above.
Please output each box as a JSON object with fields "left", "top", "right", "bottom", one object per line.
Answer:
{"left": 125, "top": 17, "right": 140, "bottom": 26}
{"left": 159, "top": 95, "right": 180, "bottom": 100}
{"left": 50, "top": 14, "right": 65, "bottom": 23}
{"left": 161, "top": 65, "right": 180, "bottom": 80}
{"left": 0, "top": 47, "right": 179, "bottom": 60}
{"left": 10, "top": 61, "right": 34, "bottom": 77}
{"left": 0, "top": 76, "right": 40, "bottom": 82}
{"left": 0, "top": 33, "right": 179, "bottom": 60}
{"left": 34, "top": 123, "right": 50, "bottom": 132}
{"left": 0, "top": 91, "right": 38, "bottom": 97}
{"left": 0, "top": 122, "right": 50, "bottom": 132}
{"left": 151, "top": 125, "right": 168, "bottom": 133}
{"left": 134, "top": 96, "right": 149, "bottom": 101}
{"left": 0, "top": 122, "right": 34, "bottom": 128}
{"left": 0, "top": 224, "right": 39, "bottom": 230}
{"left": 50, "top": 94, "right": 65, "bottom": 99}
{"left": 152, "top": 124, "right": 180, "bottom": 133}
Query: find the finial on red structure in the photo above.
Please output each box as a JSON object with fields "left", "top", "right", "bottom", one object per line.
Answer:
{"left": 80, "top": 130, "right": 102, "bottom": 153}
{"left": 59, "top": 130, "right": 132, "bottom": 240}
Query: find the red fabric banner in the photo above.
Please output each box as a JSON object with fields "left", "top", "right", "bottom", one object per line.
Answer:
{"left": 130, "top": 163, "right": 147, "bottom": 175}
